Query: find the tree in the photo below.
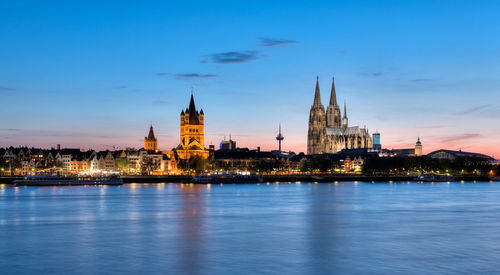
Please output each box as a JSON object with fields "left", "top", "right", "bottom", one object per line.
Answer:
{"left": 116, "top": 158, "right": 130, "bottom": 172}
{"left": 189, "top": 155, "right": 207, "bottom": 173}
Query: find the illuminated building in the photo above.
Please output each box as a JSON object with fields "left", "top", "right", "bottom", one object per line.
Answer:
{"left": 415, "top": 137, "right": 423, "bottom": 156}
{"left": 70, "top": 159, "right": 89, "bottom": 173}
{"left": 220, "top": 137, "right": 236, "bottom": 151}
{"left": 373, "top": 132, "right": 381, "bottom": 152}
{"left": 174, "top": 93, "right": 209, "bottom": 160}
{"left": 307, "top": 76, "right": 373, "bottom": 155}
{"left": 144, "top": 125, "right": 158, "bottom": 152}
{"left": 428, "top": 149, "right": 495, "bottom": 161}
{"left": 382, "top": 138, "right": 422, "bottom": 157}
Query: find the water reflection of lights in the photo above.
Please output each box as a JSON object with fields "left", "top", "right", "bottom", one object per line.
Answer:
{"left": 130, "top": 183, "right": 138, "bottom": 188}
{"left": 156, "top": 182, "right": 165, "bottom": 190}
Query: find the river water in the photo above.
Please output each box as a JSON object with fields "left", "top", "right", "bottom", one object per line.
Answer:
{"left": 1, "top": 181, "right": 500, "bottom": 274}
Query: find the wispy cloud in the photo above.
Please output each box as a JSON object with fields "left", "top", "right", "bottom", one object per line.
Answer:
{"left": 258, "top": 37, "right": 297, "bottom": 47}
{"left": 0, "top": 86, "right": 16, "bottom": 91}
{"left": 360, "top": 72, "right": 384, "bottom": 77}
{"left": 411, "top": 78, "right": 433, "bottom": 82}
{"left": 203, "top": 51, "right": 259, "bottom": 64}
{"left": 0, "top": 128, "right": 22, "bottom": 132}
{"left": 156, "top": 73, "right": 171, "bottom": 77}
{"left": 440, "top": 133, "right": 482, "bottom": 143}
{"left": 337, "top": 50, "right": 347, "bottom": 55}
{"left": 416, "top": 125, "right": 452, "bottom": 129}
{"left": 153, "top": 100, "right": 169, "bottom": 105}
{"left": 455, "top": 105, "right": 490, "bottom": 115}
{"left": 175, "top": 73, "right": 217, "bottom": 79}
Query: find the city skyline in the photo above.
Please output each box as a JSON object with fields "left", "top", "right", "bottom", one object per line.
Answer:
{"left": 1, "top": 1, "right": 499, "bottom": 157}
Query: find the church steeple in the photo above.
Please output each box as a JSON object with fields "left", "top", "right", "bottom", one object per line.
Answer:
{"left": 308, "top": 76, "right": 327, "bottom": 155}
{"left": 341, "top": 100, "right": 348, "bottom": 128}
{"left": 147, "top": 125, "right": 156, "bottom": 140}
{"left": 329, "top": 76, "right": 338, "bottom": 106}
{"left": 313, "top": 76, "right": 322, "bottom": 107}
{"left": 187, "top": 91, "right": 200, "bottom": 124}
{"left": 326, "top": 76, "right": 342, "bottom": 128}
{"left": 144, "top": 124, "right": 158, "bottom": 152}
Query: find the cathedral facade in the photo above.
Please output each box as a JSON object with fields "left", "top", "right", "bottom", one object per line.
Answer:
{"left": 307, "top": 77, "right": 372, "bottom": 155}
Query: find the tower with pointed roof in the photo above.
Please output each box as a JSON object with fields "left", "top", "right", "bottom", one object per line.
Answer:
{"left": 341, "top": 100, "right": 348, "bottom": 128}
{"left": 326, "top": 77, "right": 342, "bottom": 128}
{"left": 144, "top": 125, "right": 158, "bottom": 152}
{"left": 176, "top": 91, "right": 209, "bottom": 160}
{"left": 307, "top": 77, "right": 327, "bottom": 154}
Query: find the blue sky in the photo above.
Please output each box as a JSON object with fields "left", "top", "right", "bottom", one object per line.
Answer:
{"left": 1, "top": 0, "right": 499, "bottom": 156}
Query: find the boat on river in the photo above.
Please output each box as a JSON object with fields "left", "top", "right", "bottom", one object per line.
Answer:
{"left": 414, "top": 173, "right": 455, "bottom": 182}
{"left": 192, "top": 172, "right": 263, "bottom": 184}
{"left": 13, "top": 174, "right": 123, "bottom": 186}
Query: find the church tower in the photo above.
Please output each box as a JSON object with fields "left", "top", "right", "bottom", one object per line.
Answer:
{"left": 144, "top": 125, "right": 158, "bottom": 152}
{"left": 176, "top": 92, "right": 209, "bottom": 160}
{"left": 307, "top": 77, "right": 327, "bottom": 154}
{"left": 326, "top": 77, "right": 342, "bottom": 128}
{"left": 415, "top": 137, "right": 423, "bottom": 156}
{"left": 341, "top": 101, "right": 348, "bottom": 128}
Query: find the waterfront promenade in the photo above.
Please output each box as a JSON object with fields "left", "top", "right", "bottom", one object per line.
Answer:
{"left": 1, "top": 175, "right": 495, "bottom": 184}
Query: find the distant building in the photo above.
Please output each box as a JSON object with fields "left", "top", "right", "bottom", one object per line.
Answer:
{"left": 428, "top": 149, "right": 495, "bottom": 162}
{"left": 382, "top": 138, "right": 422, "bottom": 157}
{"left": 220, "top": 138, "right": 236, "bottom": 151}
{"left": 382, "top": 148, "right": 415, "bottom": 157}
{"left": 144, "top": 125, "right": 158, "bottom": 153}
{"left": 415, "top": 137, "right": 423, "bottom": 156}
{"left": 307, "top": 76, "right": 372, "bottom": 154}
{"left": 276, "top": 124, "right": 284, "bottom": 154}
{"left": 372, "top": 132, "right": 381, "bottom": 152}
{"left": 174, "top": 93, "right": 209, "bottom": 160}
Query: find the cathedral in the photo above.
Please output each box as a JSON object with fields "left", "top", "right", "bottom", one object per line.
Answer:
{"left": 307, "top": 77, "right": 372, "bottom": 155}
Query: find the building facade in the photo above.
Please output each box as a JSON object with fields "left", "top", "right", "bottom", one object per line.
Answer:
{"left": 307, "top": 77, "right": 372, "bottom": 155}
{"left": 175, "top": 93, "right": 209, "bottom": 159}
{"left": 144, "top": 125, "right": 158, "bottom": 152}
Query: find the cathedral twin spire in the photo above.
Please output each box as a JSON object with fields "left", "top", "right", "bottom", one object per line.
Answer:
{"left": 329, "top": 77, "right": 338, "bottom": 106}
{"left": 315, "top": 76, "right": 346, "bottom": 128}
{"left": 313, "top": 76, "right": 322, "bottom": 107}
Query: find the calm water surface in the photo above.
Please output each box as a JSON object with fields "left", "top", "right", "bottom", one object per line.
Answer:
{"left": 1, "top": 181, "right": 500, "bottom": 274}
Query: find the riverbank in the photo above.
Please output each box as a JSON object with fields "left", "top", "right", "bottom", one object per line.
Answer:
{"left": 0, "top": 175, "right": 495, "bottom": 184}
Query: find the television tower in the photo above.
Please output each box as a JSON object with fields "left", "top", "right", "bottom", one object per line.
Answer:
{"left": 276, "top": 123, "right": 284, "bottom": 154}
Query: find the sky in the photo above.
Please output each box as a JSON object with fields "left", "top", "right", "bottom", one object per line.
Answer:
{"left": 1, "top": 0, "right": 499, "bottom": 157}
